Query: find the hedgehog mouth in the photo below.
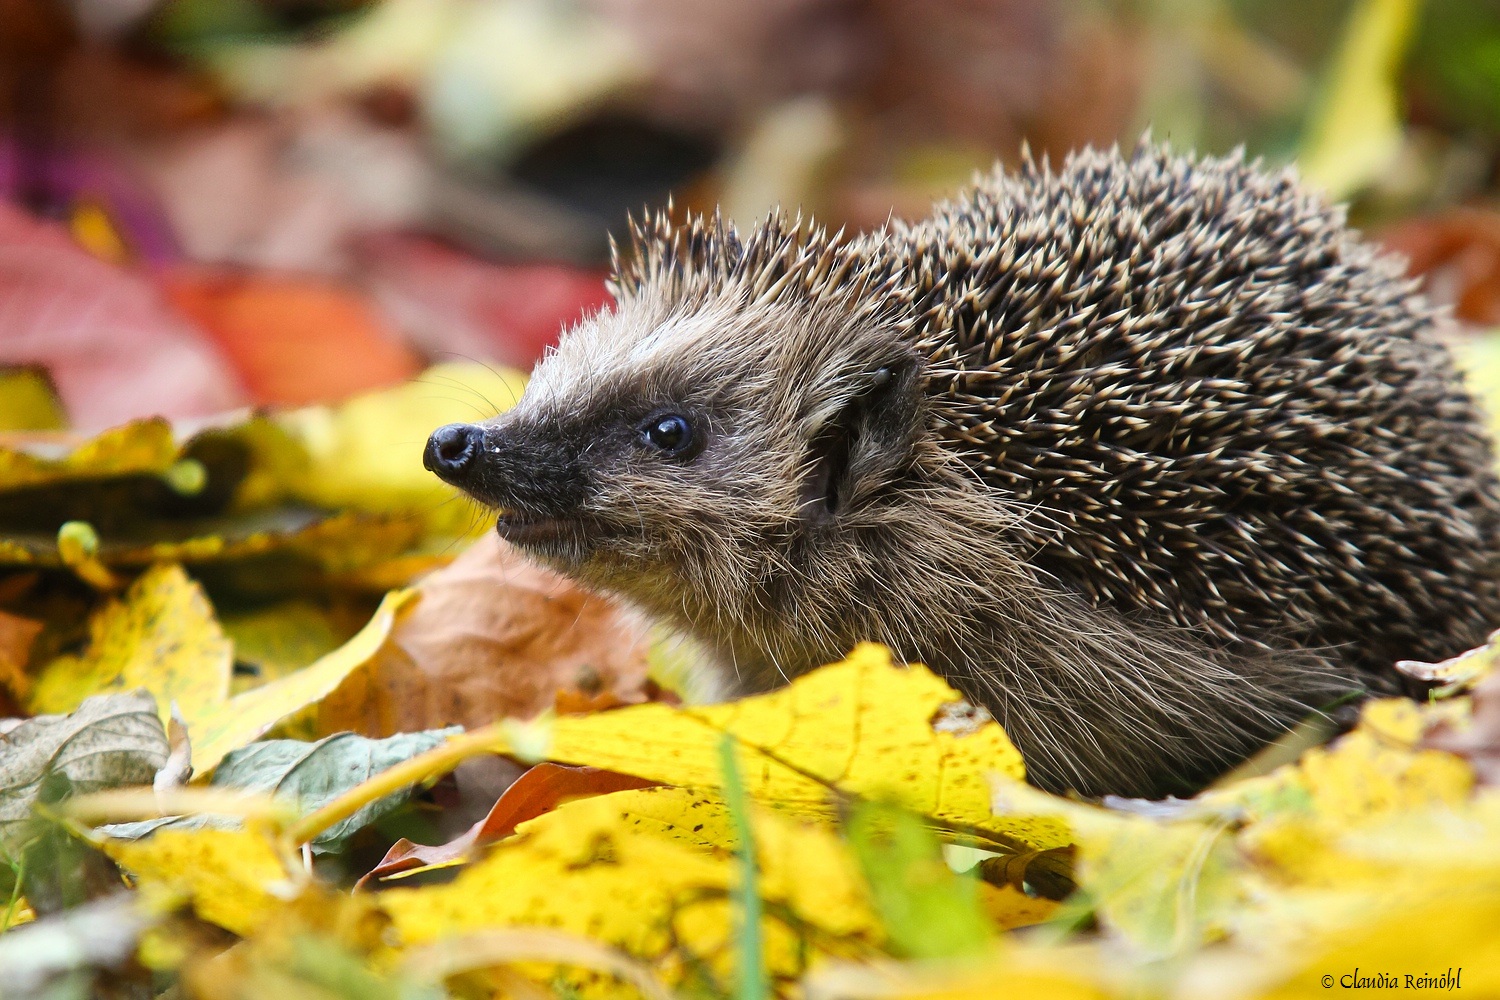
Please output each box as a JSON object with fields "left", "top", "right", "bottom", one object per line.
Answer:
{"left": 494, "top": 508, "right": 571, "bottom": 546}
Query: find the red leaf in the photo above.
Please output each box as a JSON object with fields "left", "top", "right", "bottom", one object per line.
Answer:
{"left": 359, "top": 763, "right": 657, "bottom": 887}
{"left": 0, "top": 204, "right": 245, "bottom": 430}
{"left": 359, "top": 234, "right": 611, "bottom": 370}
{"left": 1382, "top": 209, "right": 1500, "bottom": 326}
{"left": 162, "top": 268, "right": 422, "bottom": 406}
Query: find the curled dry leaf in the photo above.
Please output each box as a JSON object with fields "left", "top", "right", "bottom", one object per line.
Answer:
{"left": 362, "top": 763, "right": 658, "bottom": 885}
{"left": 0, "top": 691, "right": 167, "bottom": 849}
{"left": 316, "top": 532, "right": 653, "bottom": 736}
{"left": 1421, "top": 668, "right": 1500, "bottom": 786}
{"left": 1395, "top": 627, "right": 1499, "bottom": 694}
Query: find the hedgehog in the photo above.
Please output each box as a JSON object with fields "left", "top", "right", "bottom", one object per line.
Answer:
{"left": 424, "top": 142, "right": 1500, "bottom": 799}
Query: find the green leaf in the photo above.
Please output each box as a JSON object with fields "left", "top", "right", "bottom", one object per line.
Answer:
{"left": 0, "top": 692, "right": 168, "bottom": 851}
{"left": 845, "top": 801, "right": 995, "bottom": 961}
{"left": 100, "top": 728, "right": 460, "bottom": 853}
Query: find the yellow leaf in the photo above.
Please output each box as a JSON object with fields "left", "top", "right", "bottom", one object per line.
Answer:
{"left": 382, "top": 785, "right": 883, "bottom": 992}
{"left": 990, "top": 780, "right": 1240, "bottom": 958}
{"left": 276, "top": 361, "right": 527, "bottom": 535}
{"left": 804, "top": 947, "right": 1113, "bottom": 1000}
{"left": 0, "top": 418, "right": 178, "bottom": 493}
{"left": 221, "top": 600, "right": 355, "bottom": 694}
{"left": 0, "top": 368, "right": 66, "bottom": 432}
{"left": 28, "top": 564, "right": 232, "bottom": 726}
{"left": 978, "top": 883, "right": 1059, "bottom": 932}
{"left": 103, "top": 828, "right": 292, "bottom": 938}
{"left": 543, "top": 644, "right": 1069, "bottom": 853}
{"left": 1212, "top": 698, "right": 1474, "bottom": 841}
{"left": 294, "top": 644, "right": 1069, "bottom": 857}
{"left": 189, "top": 588, "right": 418, "bottom": 773}
{"left": 103, "top": 510, "right": 425, "bottom": 576}
{"left": 1297, "top": 0, "right": 1421, "bottom": 198}
{"left": 1255, "top": 874, "right": 1500, "bottom": 998}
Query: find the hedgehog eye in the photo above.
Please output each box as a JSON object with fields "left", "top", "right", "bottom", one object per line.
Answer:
{"left": 641, "top": 413, "right": 694, "bottom": 456}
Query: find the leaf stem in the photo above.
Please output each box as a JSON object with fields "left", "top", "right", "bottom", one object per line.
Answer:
{"left": 719, "top": 733, "right": 768, "bottom": 1000}
{"left": 1, "top": 853, "right": 25, "bottom": 932}
{"left": 288, "top": 722, "right": 511, "bottom": 845}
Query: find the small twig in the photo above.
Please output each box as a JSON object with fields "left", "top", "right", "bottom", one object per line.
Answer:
{"left": 287, "top": 722, "right": 513, "bottom": 845}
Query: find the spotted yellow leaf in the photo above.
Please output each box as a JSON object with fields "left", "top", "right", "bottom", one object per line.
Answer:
{"left": 0, "top": 418, "right": 178, "bottom": 494}
{"left": 540, "top": 643, "right": 1069, "bottom": 853}
{"left": 103, "top": 828, "right": 292, "bottom": 938}
{"left": 382, "top": 785, "right": 883, "bottom": 993}
{"left": 28, "top": 563, "right": 231, "bottom": 726}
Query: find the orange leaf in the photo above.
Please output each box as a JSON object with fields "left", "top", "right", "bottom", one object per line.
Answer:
{"left": 163, "top": 269, "right": 420, "bottom": 406}
{"left": 361, "top": 763, "right": 657, "bottom": 885}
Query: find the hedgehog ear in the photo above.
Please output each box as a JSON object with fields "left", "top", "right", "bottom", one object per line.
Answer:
{"left": 802, "top": 356, "right": 923, "bottom": 519}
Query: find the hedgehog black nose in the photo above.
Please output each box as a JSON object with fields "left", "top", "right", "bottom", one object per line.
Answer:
{"left": 424, "top": 423, "right": 483, "bottom": 483}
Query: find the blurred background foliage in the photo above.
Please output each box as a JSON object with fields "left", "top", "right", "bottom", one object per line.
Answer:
{"left": 3, "top": 0, "right": 1500, "bottom": 437}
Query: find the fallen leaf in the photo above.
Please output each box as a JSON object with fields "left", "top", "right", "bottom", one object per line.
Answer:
{"left": 539, "top": 643, "right": 1068, "bottom": 854}
{"left": 299, "top": 644, "right": 1068, "bottom": 863}
{"left": 381, "top": 786, "right": 884, "bottom": 992}
{"left": 0, "top": 691, "right": 167, "bottom": 849}
{"left": 100, "top": 727, "right": 460, "bottom": 853}
{"left": 359, "top": 233, "right": 612, "bottom": 370}
{"left": 220, "top": 600, "right": 358, "bottom": 694}
{"left": 28, "top": 564, "right": 232, "bottom": 727}
{"left": 364, "top": 763, "right": 657, "bottom": 884}
{"left": 1395, "top": 627, "right": 1499, "bottom": 693}
{"left": 155, "top": 707, "right": 193, "bottom": 792}
{"left": 102, "top": 828, "right": 292, "bottom": 938}
{"left": 317, "top": 532, "right": 652, "bottom": 736}
{"left": 990, "top": 780, "right": 1241, "bottom": 958}
{"left": 0, "top": 203, "right": 245, "bottom": 433}
{"left": 1422, "top": 669, "right": 1500, "bottom": 786}
{"left": 0, "top": 368, "right": 66, "bottom": 433}
{"left": 0, "top": 418, "right": 178, "bottom": 495}
{"left": 845, "top": 801, "right": 995, "bottom": 960}
{"left": 189, "top": 588, "right": 418, "bottom": 774}
{"left": 1255, "top": 888, "right": 1500, "bottom": 999}
{"left": 0, "top": 892, "right": 158, "bottom": 997}
{"left": 1383, "top": 209, "right": 1500, "bottom": 325}
{"left": 1209, "top": 698, "right": 1474, "bottom": 837}
{"left": 272, "top": 361, "right": 527, "bottom": 535}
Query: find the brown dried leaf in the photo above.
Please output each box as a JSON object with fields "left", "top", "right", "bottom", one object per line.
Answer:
{"left": 0, "top": 609, "right": 43, "bottom": 704}
{"left": 1382, "top": 208, "right": 1500, "bottom": 325}
{"left": 1421, "top": 670, "right": 1500, "bottom": 785}
{"left": 316, "top": 533, "right": 652, "bottom": 736}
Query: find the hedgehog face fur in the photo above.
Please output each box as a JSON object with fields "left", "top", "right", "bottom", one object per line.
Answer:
{"left": 440, "top": 266, "right": 939, "bottom": 675}
{"left": 427, "top": 142, "right": 1500, "bottom": 799}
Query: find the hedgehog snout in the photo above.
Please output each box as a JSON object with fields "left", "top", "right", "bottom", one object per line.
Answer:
{"left": 424, "top": 423, "right": 483, "bottom": 485}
